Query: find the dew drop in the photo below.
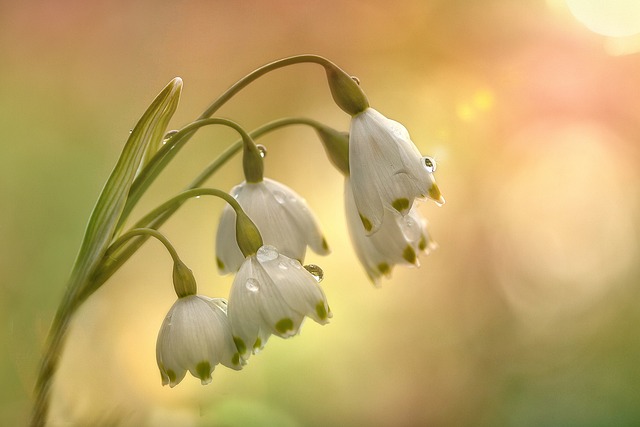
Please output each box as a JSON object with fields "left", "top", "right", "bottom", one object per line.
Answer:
{"left": 289, "top": 258, "right": 303, "bottom": 269}
{"left": 278, "top": 261, "right": 289, "bottom": 270}
{"left": 245, "top": 278, "right": 259, "bottom": 292}
{"left": 257, "top": 245, "right": 279, "bottom": 262}
{"left": 398, "top": 215, "right": 421, "bottom": 241}
{"left": 163, "top": 129, "right": 179, "bottom": 142}
{"left": 273, "top": 190, "right": 287, "bottom": 204}
{"left": 351, "top": 76, "right": 361, "bottom": 85}
{"left": 256, "top": 144, "right": 267, "bottom": 158}
{"left": 304, "top": 264, "right": 324, "bottom": 283}
{"left": 422, "top": 156, "right": 437, "bottom": 173}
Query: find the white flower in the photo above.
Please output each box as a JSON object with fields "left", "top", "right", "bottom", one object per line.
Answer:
{"left": 345, "top": 178, "right": 437, "bottom": 285}
{"left": 216, "top": 178, "right": 329, "bottom": 274}
{"left": 228, "top": 245, "right": 332, "bottom": 359}
{"left": 156, "top": 295, "right": 242, "bottom": 387}
{"left": 349, "top": 107, "right": 444, "bottom": 234}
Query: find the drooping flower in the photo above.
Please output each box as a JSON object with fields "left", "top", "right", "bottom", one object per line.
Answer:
{"left": 156, "top": 295, "right": 242, "bottom": 387}
{"left": 216, "top": 178, "right": 329, "bottom": 274}
{"left": 228, "top": 245, "right": 332, "bottom": 359}
{"left": 345, "top": 178, "right": 437, "bottom": 285}
{"left": 349, "top": 107, "right": 444, "bottom": 234}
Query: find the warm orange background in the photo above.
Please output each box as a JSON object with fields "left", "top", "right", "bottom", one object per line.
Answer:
{"left": 3, "top": 0, "right": 640, "bottom": 425}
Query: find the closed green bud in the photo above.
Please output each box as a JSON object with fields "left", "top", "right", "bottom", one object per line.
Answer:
{"left": 235, "top": 211, "right": 264, "bottom": 257}
{"left": 172, "top": 259, "right": 197, "bottom": 298}
{"left": 325, "top": 65, "right": 369, "bottom": 116}
{"left": 315, "top": 126, "right": 350, "bottom": 176}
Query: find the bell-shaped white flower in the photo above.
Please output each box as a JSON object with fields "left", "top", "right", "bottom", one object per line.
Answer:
{"left": 349, "top": 107, "right": 444, "bottom": 234}
{"left": 228, "top": 245, "right": 332, "bottom": 359}
{"left": 216, "top": 178, "right": 329, "bottom": 274}
{"left": 156, "top": 295, "right": 242, "bottom": 387}
{"left": 345, "top": 178, "right": 437, "bottom": 285}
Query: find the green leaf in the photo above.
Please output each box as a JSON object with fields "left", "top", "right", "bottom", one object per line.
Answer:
{"left": 65, "top": 77, "right": 182, "bottom": 305}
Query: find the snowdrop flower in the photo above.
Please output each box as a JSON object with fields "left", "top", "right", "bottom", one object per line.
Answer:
{"left": 345, "top": 179, "right": 437, "bottom": 285}
{"left": 156, "top": 295, "right": 242, "bottom": 387}
{"left": 349, "top": 107, "right": 444, "bottom": 234}
{"left": 216, "top": 178, "right": 329, "bottom": 274}
{"left": 228, "top": 245, "right": 332, "bottom": 359}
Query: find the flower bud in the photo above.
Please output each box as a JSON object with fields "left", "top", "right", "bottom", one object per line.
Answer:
{"left": 315, "top": 126, "right": 350, "bottom": 176}
{"left": 325, "top": 65, "right": 369, "bottom": 116}
{"left": 172, "top": 259, "right": 197, "bottom": 298}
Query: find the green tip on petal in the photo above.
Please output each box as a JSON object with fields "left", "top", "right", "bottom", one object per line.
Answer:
{"left": 216, "top": 257, "right": 225, "bottom": 270}
{"left": 316, "top": 302, "right": 328, "bottom": 321}
{"left": 392, "top": 198, "right": 410, "bottom": 212}
{"left": 196, "top": 361, "right": 212, "bottom": 385}
{"left": 378, "top": 262, "right": 391, "bottom": 276}
{"left": 322, "top": 237, "right": 330, "bottom": 252}
{"left": 428, "top": 184, "right": 445, "bottom": 205}
{"left": 359, "top": 213, "right": 372, "bottom": 232}
{"left": 166, "top": 369, "right": 177, "bottom": 387}
{"left": 253, "top": 338, "right": 262, "bottom": 350}
{"left": 402, "top": 245, "right": 417, "bottom": 264}
{"left": 233, "top": 336, "right": 247, "bottom": 354}
{"left": 418, "top": 235, "right": 427, "bottom": 251}
{"left": 232, "top": 353, "right": 241, "bottom": 366}
{"left": 275, "top": 318, "right": 294, "bottom": 334}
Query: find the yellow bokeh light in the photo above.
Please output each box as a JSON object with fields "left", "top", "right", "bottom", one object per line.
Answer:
{"left": 566, "top": 0, "right": 640, "bottom": 37}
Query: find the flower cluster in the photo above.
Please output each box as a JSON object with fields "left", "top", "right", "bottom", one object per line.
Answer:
{"left": 43, "top": 56, "right": 443, "bottom": 396}
{"left": 153, "top": 87, "right": 443, "bottom": 387}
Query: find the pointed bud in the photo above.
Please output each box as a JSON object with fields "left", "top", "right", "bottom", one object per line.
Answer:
{"left": 235, "top": 211, "right": 263, "bottom": 257}
{"left": 325, "top": 65, "right": 369, "bottom": 116}
{"left": 172, "top": 259, "right": 197, "bottom": 298}
{"left": 315, "top": 126, "right": 350, "bottom": 176}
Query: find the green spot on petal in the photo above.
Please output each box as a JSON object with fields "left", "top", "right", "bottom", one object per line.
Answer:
{"left": 253, "top": 337, "right": 262, "bottom": 350}
{"left": 195, "top": 361, "right": 211, "bottom": 382}
{"left": 392, "top": 197, "right": 410, "bottom": 212}
{"left": 275, "top": 318, "right": 294, "bottom": 334}
{"left": 428, "top": 184, "right": 442, "bottom": 202}
{"left": 216, "top": 257, "right": 225, "bottom": 270}
{"left": 233, "top": 336, "right": 247, "bottom": 354}
{"left": 403, "top": 245, "right": 417, "bottom": 264}
{"left": 359, "top": 214, "right": 372, "bottom": 232}
{"left": 418, "top": 235, "right": 427, "bottom": 251}
{"left": 378, "top": 262, "right": 391, "bottom": 275}
{"left": 316, "top": 302, "right": 328, "bottom": 320}
{"left": 322, "top": 237, "right": 329, "bottom": 251}
{"left": 166, "top": 369, "right": 177, "bottom": 384}
{"left": 232, "top": 353, "right": 240, "bottom": 365}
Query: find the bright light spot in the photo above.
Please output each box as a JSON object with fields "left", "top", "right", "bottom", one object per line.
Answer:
{"left": 490, "top": 122, "right": 638, "bottom": 326}
{"left": 473, "top": 88, "right": 494, "bottom": 111}
{"left": 456, "top": 88, "right": 495, "bottom": 122}
{"left": 566, "top": 0, "right": 640, "bottom": 37}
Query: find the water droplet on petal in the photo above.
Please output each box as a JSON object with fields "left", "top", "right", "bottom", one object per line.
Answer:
{"left": 257, "top": 245, "right": 279, "bottom": 263}
{"left": 351, "top": 76, "right": 361, "bottom": 85}
{"left": 278, "top": 261, "right": 289, "bottom": 270}
{"left": 256, "top": 144, "right": 267, "bottom": 158}
{"left": 289, "top": 258, "right": 303, "bottom": 269}
{"left": 273, "top": 190, "right": 287, "bottom": 204}
{"left": 399, "top": 215, "right": 421, "bottom": 241}
{"left": 421, "top": 156, "right": 437, "bottom": 173}
{"left": 245, "top": 278, "right": 259, "bottom": 292}
{"left": 304, "top": 264, "right": 324, "bottom": 283}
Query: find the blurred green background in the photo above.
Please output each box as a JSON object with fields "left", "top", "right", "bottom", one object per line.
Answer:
{"left": 3, "top": 0, "right": 640, "bottom": 425}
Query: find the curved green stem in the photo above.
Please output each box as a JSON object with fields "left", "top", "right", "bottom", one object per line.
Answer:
{"left": 198, "top": 55, "right": 336, "bottom": 119}
{"left": 106, "top": 228, "right": 181, "bottom": 264}
{"left": 118, "top": 117, "right": 259, "bottom": 231}
{"left": 120, "top": 56, "right": 347, "bottom": 232}
{"left": 91, "top": 188, "right": 262, "bottom": 291}
{"left": 91, "top": 117, "right": 341, "bottom": 291}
